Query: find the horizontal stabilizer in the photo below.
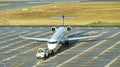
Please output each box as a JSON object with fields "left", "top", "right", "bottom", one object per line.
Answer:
{"left": 52, "top": 15, "right": 76, "bottom": 18}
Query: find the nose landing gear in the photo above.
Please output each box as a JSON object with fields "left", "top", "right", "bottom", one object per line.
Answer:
{"left": 51, "top": 50, "right": 54, "bottom": 56}
{"left": 49, "top": 50, "right": 55, "bottom": 56}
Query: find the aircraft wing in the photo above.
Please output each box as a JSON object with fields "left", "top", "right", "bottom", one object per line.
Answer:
{"left": 64, "top": 31, "right": 107, "bottom": 41}
{"left": 19, "top": 34, "right": 49, "bottom": 42}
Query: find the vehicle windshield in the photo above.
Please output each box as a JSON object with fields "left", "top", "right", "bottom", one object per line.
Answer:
{"left": 48, "top": 41, "right": 57, "bottom": 44}
{"left": 37, "top": 49, "right": 45, "bottom": 52}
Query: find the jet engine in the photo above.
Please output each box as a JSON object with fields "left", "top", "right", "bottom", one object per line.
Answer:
{"left": 66, "top": 26, "right": 72, "bottom": 31}
{"left": 51, "top": 27, "right": 57, "bottom": 32}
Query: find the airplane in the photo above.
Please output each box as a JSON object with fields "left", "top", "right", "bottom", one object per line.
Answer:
{"left": 19, "top": 15, "right": 105, "bottom": 58}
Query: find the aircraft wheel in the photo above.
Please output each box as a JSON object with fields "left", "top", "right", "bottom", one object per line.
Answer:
{"left": 65, "top": 41, "right": 69, "bottom": 45}
{"left": 51, "top": 50, "right": 54, "bottom": 56}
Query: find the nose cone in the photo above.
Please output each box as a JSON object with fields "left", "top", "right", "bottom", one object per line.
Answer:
{"left": 47, "top": 44, "right": 57, "bottom": 50}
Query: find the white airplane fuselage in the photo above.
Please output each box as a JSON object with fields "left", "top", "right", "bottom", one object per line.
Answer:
{"left": 19, "top": 15, "right": 105, "bottom": 58}
{"left": 47, "top": 27, "right": 66, "bottom": 50}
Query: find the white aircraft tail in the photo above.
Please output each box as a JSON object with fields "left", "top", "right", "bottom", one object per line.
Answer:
{"left": 52, "top": 15, "right": 76, "bottom": 26}
{"left": 62, "top": 15, "right": 64, "bottom": 27}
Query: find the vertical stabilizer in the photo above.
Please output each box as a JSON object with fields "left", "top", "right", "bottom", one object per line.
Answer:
{"left": 52, "top": 15, "right": 75, "bottom": 26}
{"left": 62, "top": 15, "right": 64, "bottom": 27}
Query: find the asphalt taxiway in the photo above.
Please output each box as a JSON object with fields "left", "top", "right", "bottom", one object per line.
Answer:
{"left": 0, "top": 27, "right": 120, "bottom": 67}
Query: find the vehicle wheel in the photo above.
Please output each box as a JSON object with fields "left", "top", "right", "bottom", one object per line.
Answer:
{"left": 47, "top": 53, "right": 50, "bottom": 58}
{"left": 44, "top": 54, "right": 47, "bottom": 58}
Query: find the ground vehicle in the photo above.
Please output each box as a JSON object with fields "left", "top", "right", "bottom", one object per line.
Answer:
{"left": 36, "top": 48, "right": 49, "bottom": 58}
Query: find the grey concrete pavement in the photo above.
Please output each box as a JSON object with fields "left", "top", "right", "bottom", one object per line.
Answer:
{"left": 0, "top": 27, "right": 119, "bottom": 67}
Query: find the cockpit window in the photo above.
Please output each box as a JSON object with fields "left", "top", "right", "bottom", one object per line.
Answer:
{"left": 48, "top": 41, "right": 57, "bottom": 44}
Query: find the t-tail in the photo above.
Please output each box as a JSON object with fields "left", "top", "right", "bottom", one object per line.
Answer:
{"left": 51, "top": 15, "right": 76, "bottom": 32}
{"left": 52, "top": 15, "right": 76, "bottom": 27}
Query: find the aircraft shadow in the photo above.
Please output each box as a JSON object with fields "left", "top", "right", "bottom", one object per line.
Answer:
{"left": 56, "top": 31, "right": 101, "bottom": 54}
{"left": 57, "top": 39, "right": 98, "bottom": 54}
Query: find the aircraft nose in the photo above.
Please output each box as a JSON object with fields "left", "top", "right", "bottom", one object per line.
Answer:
{"left": 47, "top": 44, "right": 57, "bottom": 50}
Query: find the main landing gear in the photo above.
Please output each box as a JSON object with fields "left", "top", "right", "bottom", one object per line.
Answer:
{"left": 64, "top": 41, "right": 69, "bottom": 45}
{"left": 49, "top": 50, "right": 55, "bottom": 56}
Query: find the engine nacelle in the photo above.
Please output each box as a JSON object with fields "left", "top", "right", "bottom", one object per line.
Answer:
{"left": 66, "top": 26, "right": 72, "bottom": 31}
{"left": 51, "top": 27, "right": 57, "bottom": 32}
